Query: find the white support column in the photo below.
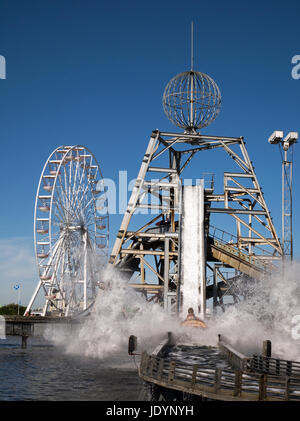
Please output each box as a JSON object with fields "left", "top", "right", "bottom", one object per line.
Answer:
{"left": 83, "top": 231, "right": 88, "bottom": 310}
{"left": 24, "top": 280, "right": 42, "bottom": 315}
{"left": 26, "top": 237, "right": 62, "bottom": 316}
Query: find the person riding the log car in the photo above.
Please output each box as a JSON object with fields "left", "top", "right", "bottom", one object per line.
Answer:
{"left": 181, "top": 307, "right": 207, "bottom": 328}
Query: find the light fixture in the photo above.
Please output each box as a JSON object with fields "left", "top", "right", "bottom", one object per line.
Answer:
{"left": 268, "top": 131, "right": 283, "bottom": 145}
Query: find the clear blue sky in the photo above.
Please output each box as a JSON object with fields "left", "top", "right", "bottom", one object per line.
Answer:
{"left": 0, "top": 0, "right": 300, "bottom": 305}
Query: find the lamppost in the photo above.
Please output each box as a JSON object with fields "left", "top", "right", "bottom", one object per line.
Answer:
{"left": 13, "top": 283, "right": 21, "bottom": 315}
{"left": 268, "top": 131, "right": 298, "bottom": 261}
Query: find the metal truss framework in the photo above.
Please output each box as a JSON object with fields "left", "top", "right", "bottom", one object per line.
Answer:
{"left": 109, "top": 130, "right": 283, "bottom": 314}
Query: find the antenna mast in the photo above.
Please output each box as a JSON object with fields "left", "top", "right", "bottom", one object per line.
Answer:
{"left": 191, "top": 21, "right": 194, "bottom": 71}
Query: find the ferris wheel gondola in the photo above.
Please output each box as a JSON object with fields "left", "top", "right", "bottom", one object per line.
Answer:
{"left": 25, "top": 145, "right": 109, "bottom": 317}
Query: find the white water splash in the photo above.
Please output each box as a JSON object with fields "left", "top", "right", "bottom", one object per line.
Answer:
{"left": 45, "top": 266, "right": 187, "bottom": 359}
{"left": 191, "top": 261, "right": 300, "bottom": 361}
{"left": 45, "top": 261, "right": 300, "bottom": 363}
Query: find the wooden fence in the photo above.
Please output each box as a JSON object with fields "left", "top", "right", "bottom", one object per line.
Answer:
{"left": 139, "top": 351, "right": 300, "bottom": 401}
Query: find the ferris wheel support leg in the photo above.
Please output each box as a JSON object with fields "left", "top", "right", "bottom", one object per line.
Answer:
{"left": 83, "top": 231, "right": 88, "bottom": 311}
{"left": 40, "top": 238, "right": 63, "bottom": 317}
{"left": 42, "top": 299, "right": 50, "bottom": 317}
{"left": 24, "top": 280, "right": 42, "bottom": 315}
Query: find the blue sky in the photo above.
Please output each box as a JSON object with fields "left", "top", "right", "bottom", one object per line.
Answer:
{"left": 0, "top": 0, "right": 300, "bottom": 305}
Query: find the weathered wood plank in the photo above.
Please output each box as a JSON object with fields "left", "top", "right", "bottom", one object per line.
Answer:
{"left": 139, "top": 352, "right": 300, "bottom": 401}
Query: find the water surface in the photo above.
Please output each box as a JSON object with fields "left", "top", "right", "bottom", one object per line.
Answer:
{"left": 0, "top": 337, "right": 142, "bottom": 401}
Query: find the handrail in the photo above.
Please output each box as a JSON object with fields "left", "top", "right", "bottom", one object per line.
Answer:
{"left": 212, "top": 239, "right": 267, "bottom": 270}
{"left": 139, "top": 335, "right": 300, "bottom": 401}
{"left": 208, "top": 230, "right": 276, "bottom": 274}
{"left": 209, "top": 225, "right": 277, "bottom": 263}
{"left": 250, "top": 354, "right": 300, "bottom": 379}
{"left": 218, "top": 335, "right": 300, "bottom": 379}
{"left": 218, "top": 335, "right": 251, "bottom": 372}
{"left": 139, "top": 351, "right": 300, "bottom": 401}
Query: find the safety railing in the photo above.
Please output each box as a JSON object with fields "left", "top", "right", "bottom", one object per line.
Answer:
{"left": 139, "top": 351, "right": 300, "bottom": 401}
{"left": 218, "top": 336, "right": 251, "bottom": 372}
{"left": 250, "top": 355, "right": 300, "bottom": 379}
{"left": 208, "top": 225, "right": 276, "bottom": 273}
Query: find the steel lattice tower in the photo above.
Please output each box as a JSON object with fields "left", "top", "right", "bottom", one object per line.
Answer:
{"left": 281, "top": 143, "right": 294, "bottom": 260}
{"left": 268, "top": 130, "right": 298, "bottom": 262}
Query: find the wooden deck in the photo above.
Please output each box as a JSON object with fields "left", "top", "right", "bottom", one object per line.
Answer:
{"left": 139, "top": 335, "right": 300, "bottom": 401}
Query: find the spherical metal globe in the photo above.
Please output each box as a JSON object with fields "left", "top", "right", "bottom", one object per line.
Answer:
{"left": 162, "top": 70, "right": 221, "bottom": 132}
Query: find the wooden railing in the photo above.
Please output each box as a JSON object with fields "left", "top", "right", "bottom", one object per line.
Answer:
{"left": 218, "top": 336, "right": 251, "bottom": 372}
{"left": 219, "top": 335, "right": 300, "bottom": 379}
{"left": 139, "top": 351, "right": 300, "bottom": 401}
{"left": 250, "top": 355, "right": 300, "bottom": 379}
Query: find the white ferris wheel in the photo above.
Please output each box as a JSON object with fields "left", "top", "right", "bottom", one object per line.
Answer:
{"left": 25, "top": 145, "right": 109, "bottom": 317}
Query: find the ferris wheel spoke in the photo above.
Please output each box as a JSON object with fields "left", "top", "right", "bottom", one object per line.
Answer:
{"left": 55, "top": 192, "right": 80, "bottom": 224}
{"left": 75, "top": 186, "right": 88, "bottom": 217}
{"left": 80, "top": 196, "right": 95, "bottom": 215}
{"left": 72, "top": 158, "right": 89, "bottom": 207}
{"left": 52, "top": 216, "right": 64, "bottom": 230}
{"left": 49, "top": 233, "right": 62, "bottom": 246}
{"left": 77, "top": 183, "right": 91, "bottom": 209}
{"left": 68, "top": 158, "right": 74, "bottom": 205}
{"left": 85, "top": 211, "right": 97, "bottom": 228}
{"left": 52, "top": 206, "right": 66, "bottom": 226}
{"left": 68, "top": 182, "right": 87, "bottom": 220}
{"left": 83, "top": 212, "right": 96, "bottom": 230}
{"left": 85, "top": 227, "right": 96, "bottom": 242}
{"left": 63, "top": 166, "right": 90, "bottom": 221}
{"left": 62, "top": 161, "right": 72, "bottom": 213}
{"left": 55, "top": 165, "right": 69, "bottom": 211}
{"left": 53, "top": 181, "right": 73, "bottom": 221}
{"left": 75, "top": 164, "right": 87, "bottom": 199}
{"left": 49, "top": 233, "right": 65, "bottom": 260}
{"left": 72, "top": 174, "right": 90, "bottom": 210}
{"left": 63, "top": 157, "right": 68, "bottom": 208}
{"left": 50, "top": 245, "right": 65, "bottom": 291}
{"left": 68, "top": 158, "right": 78, "bottom": 209}
{"left": 64, "top": 157, "right": 76, "bottom": 216}
{"left": 70, "top": 157, "right": 81, "bottom": 210}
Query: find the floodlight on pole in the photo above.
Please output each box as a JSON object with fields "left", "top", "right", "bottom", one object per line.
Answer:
{"left": 13, "top": 283, "right": 21, "bottom": 315}
{"left": 268, "top": 131, "right": 283, "bottom": 145}
{"left": 268, "top": 131, "right": 297, "bottom": 261}
{"left": 283, "top": 132, "right": 298, "bottom": 151}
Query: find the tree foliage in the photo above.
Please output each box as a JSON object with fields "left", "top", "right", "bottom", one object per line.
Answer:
{"left": 0, "top": 303, "right": 27, "bottom": 315}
